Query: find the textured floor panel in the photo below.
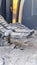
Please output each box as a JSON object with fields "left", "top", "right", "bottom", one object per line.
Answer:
{"left": 0, "top": 46, "right": 37, "bottom": 65}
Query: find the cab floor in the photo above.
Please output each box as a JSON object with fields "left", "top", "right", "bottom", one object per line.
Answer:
{"left": 0, "top": 46, "right": 37, "bottom": 65}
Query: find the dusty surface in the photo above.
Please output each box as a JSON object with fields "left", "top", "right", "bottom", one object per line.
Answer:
{"left": 0, "top": 46, "right": 37, "bottom": 65}
{"left": 0, "top": 15, "right": 37, "bottom": 65}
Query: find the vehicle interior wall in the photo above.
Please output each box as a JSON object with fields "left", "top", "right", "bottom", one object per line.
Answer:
{"left": 22, "top": 0, "right": 37, "bottom": 29}
{"left": 0, "top": 0, "right": 12, "bottom": 23}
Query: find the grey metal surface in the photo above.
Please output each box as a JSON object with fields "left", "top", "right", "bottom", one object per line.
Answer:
{"left": 0, "top": 0, "right": 2, "bottom": 15}
{"left": 0, "top": 16, "right": 37, "bottom": 65}
{"left": 6, "top": 0, "right": 12, "bottom": 23}
{"left": 0, "top": 15, "right": 37, "bottom": 49}
{"left": 0, "top": 15, "right": 34, "bottom": 46}
{"left": 22, "top": 0, "right": 37, "bottom": 29}
{"left": 0, "top": 0, "right": 12, "bottom": 23}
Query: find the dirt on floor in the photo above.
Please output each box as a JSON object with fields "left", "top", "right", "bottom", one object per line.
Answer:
{"left": 0, "top": 45, "right": 37, "bottom": 65}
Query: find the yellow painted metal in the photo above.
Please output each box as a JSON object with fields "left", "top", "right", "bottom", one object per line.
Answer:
{"left": 12, "top": 0, "right": 18, "bottom": 24}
